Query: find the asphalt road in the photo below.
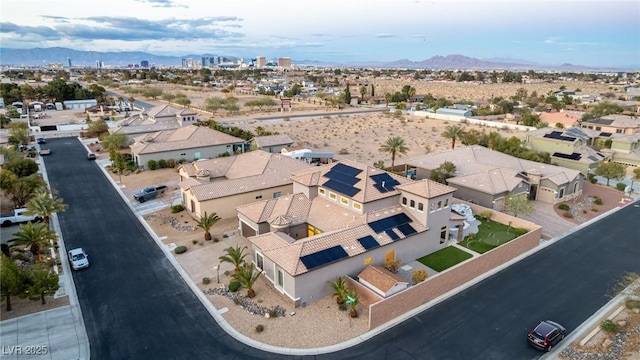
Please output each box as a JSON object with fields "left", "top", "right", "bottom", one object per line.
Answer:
{"left": 43, "top": 137, "right": 640, "bottom": 359}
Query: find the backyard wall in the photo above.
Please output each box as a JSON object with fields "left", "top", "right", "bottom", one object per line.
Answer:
{"left": 367, "top": 201, "right": 541, "bottom": 330}
{"left": 345, "top": 276, "right": 383, "bottom": 308}
{"left": 413, "top": 111, "right": 536, "bottom": 132}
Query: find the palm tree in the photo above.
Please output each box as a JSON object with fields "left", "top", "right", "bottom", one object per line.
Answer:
{"left": 328, "top": 276, "right": 347, "bottom": 304}
{"left": 24, "top": 187, "right": 67, "bottom": 226}
{"left": 232, "top": 263, "right": 261, "bottom": 298}
{"left": 360, "top": 86, "right": 367, "bottom": 101}
{"left": 441, "top": 124, "right": 466, "bottom": 150}
{"left": 346, "top": 287, "right": 360, "bottom": 318}
{"left": 407, "top": 86, "right": 417, "bottom": 108}
{"left": 9, "top": 222, "right": 58, "bottom": 262}
{"left": 219, "top": 245, "right": 248, "bottom": 274}
{"left": 631, "top": 168, "right": 640, "bottom": 193}
{"left": 128, "top": 96, "right": 135, "bottom": 111}
{"left": 384, "top": 93, "right": 392, "bottom": 107}
{"left": 117, "top": 96, "right": 124, "bottom": 111}
{"left": 379, "top": 136, "right": 409, "bottom": 171}
{"left": 195, "top": 211, "right": 221, "bottom": 240}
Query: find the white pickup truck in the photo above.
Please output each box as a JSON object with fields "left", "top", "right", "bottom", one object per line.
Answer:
{"left": 0, "top": 208, "right": 41, "bottom": 227}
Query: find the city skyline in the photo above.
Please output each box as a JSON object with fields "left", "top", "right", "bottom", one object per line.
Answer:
{"left": 1, "top": 0, "right": 639, "bottom": 68}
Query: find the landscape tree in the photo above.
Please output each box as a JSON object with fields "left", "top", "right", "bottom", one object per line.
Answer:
{"left": 360, "top": 86, "right": 367, "bottom": 101}
{"left": 407, "top": 86, "right": 417, "bottom": 107}
{"left": 632, "top": 168, "right": 640, "bottom": 193}
{"left": 232, "top": 263, "right": 261, "bottom": 298}
{"left": 9, "top": 222, "right": 58, "bottom": 262}
{"left": 1, "top": 172, "right": 46, "bottom": 208}
{"left": 142, "top": 87, "right": 163, "bottom": 99}
{"left": 3, "top": 157, "right": 39, "bottom": 178}
{"left": 195, "top": 211, "right": 221, "bottom": 241}
{"left": 370, "top": 84, "right": 375, "bottom": 97}
{"left": 128, "top": 96, "right": 135, "bottom": 110}
{"left": 8, "top": 122, "right": 30, "bottom": 146}
{"left": 25, "top": 187, "right": 67, "bottom": 226}
{"left": 384, "top": 93, "right": 392, "bottom": 107}
{"left": 174, "top": 96, "right": 191, "bottom": 107}
{"left": 379, "top": 136, "right": 409, "bottom": 171}
{"left": 0, "top": 255, "right": 26, "bottom": 311}
{"left": 594, "top": 162, "right": 626, "bottom": 186}
{"left": 581, "top": 101, "right": 624, "bottom": 122}
{"left": 503, "top": 193, "right": 535, "bottom": 218}
{"left": 328, "top": 276, "right": 347, "bottom": 304}
{"left": 441, "top": 125, "right": 466, "bottom": 150}
{"left": 86, "top": 119, "right": 109, "bottom": 137}
{"left": 429, "top": 161, "right": 456, "bottom": 184}
{"left": 100, "top": 133, "right": 128, "bottom": 151}
{"left": 344, "top": 83, "right": 352, "bottom": 104}
{"left": 219, "top": 245, "right": 248, "bottom": 274}
{"left": 205, "top": 96, "right": 226, "bottom": 114}
{"left": 26, "top": 263, "right": 59, "bottom": 304}
{"left": 162, "top": 93, "right": 176, "bottom": 103}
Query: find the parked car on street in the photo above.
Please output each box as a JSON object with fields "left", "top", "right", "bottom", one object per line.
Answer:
{"left": 68, "top": 248, "right": 89, "bottom": 270}
{"left": 87, "top": 152, "right": 96, "bottom": 160}
{"left": 36, "top": 137, "right": 46, "bottom": 144}
{"left": 39, "top": 148, "right": 51, "bottom": 156}
{"left": 528, "top": 320, "right": 566, "bottom": 351}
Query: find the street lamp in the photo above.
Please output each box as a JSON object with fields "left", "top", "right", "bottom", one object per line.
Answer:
{"left": 213, "top": 265, "right": 220, "bottom": 283}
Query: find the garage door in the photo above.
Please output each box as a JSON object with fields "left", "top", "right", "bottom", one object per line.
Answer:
{"left": 241, "top": 222, "right": 256, "bottom": 237}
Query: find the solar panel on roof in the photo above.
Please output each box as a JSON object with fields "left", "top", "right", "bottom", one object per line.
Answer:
{"left": 552, "top": 152, "right": 581, "bottom": 160}
{"left": 369, "top": 213, "right": 412, "bottom": 233}
{"left": 331, "top": 163, "right": 363, "bottom": 177}
{"left": 357, "top": 235, "right": 380, "bottom": 250}
{"left": 599, "top": 132, "right": 612, "bottom": 137}
{"left": 397, "top": 223, "right": 417, "bottom": 236}
{"left": 590, "top": 119, "right": 614, "bottom": 125}
{"left": 323, "top": 179, "right": 360, "bottom": 197}
{"left": 370, "top": 173, "right": 401, "bottom": 192}
{"left": 300, "top": 245, "right": 349, "bottom": 271}
{"left": 588, "top": 155, "right": 600, "bottom": 162}
{"left": 325, "top": 169, "right": 360, "bottom": 186}
{"left": 543, "top": 131, "right": 576, "bottom": 142}
{"left": 385, "top": 229, "right": 400, "bottom": 241}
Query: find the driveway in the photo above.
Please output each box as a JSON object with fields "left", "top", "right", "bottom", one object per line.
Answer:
{"left": 519, "top": 201, "right": 576, "bottom": 240}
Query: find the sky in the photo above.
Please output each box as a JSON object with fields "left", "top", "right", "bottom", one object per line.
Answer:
{"left": 1, "top": 0, "right": 639, "bottom": 67}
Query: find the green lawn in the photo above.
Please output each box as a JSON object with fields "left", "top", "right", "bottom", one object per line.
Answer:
{"left": 417, "top": 246, "right": 473, "bottom": 272}
{"left": 458, "top": 217, "right": 528, "bottom": 254}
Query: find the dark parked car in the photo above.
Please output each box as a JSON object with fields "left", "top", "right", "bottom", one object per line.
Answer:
{"left": 528, "top": 320, "right": 566, "bottom": 351}
{"left": 37, "top": 137, "right": 46, "bottom": 144}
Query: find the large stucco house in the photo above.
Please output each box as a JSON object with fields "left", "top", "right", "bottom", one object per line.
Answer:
{"left": 130, "top": 125, "right": 245, "bottom": 169}
{"left": 579, "top": 114, "right": 639, "bottom": 135}
{"left": 110, "top": 104, "right": 199, "bottom": 143}
{"left": 236, "top": 160, "right": 462, "bottom": 307}
{"left": 178, "top": 150, "right": 314, "bottom": 219}
{"left": 399, "top": 145, "right": 584, "bottom": 211}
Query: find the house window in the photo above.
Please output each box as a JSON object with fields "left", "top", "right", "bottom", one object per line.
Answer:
{"left": 319, "top": 188, "right": 326, "bottom": 196}
{"left": 402, "top": 197, "right": 407, "bottom": 205}
{"left": 273, "top": 191, "right": 282, "bottom": 198}
{"left": 194, "top": 151, "right": 201, "bottom": 159}
{"left": 595, "top": 127, "right": 601, "bottom": 131}
{"left": 256, "top": 253, "right": 264, "bottom": 271}
{"left": 444, "top": 199, "right": 449, "bottom": 208}
{"left": 329, "top": 192, "right": 337, "bottom": 200}
{"left": 616, "top": 129, "right": 623, "bottom": 134}
{"left": 410, "top": 200, "right": 415, "bottom": 208}
{"left": 440, "top": 226, "right": 447, "bottom": 244}
{"left": 430, "top": 203, "right": 436, "bottom": 212}
{"left": 364, "top": 257, "right": 373, "bottom": 265}
{"left": 437, "top": 201, "right": 442, "bottom": 209}
{"left": 418, "top": 203, "right": 424, "bottom": 211}
{"left": 558, "top": 188, "right": 565, "bottom": 198}
{"left": 276, "top": 268, "right": 284, "bottom": 290}
{"left": 340, "top": 197, "right": 349, "bottom": 205}
{"left": 255, "top": 195, "right": 263, "bottom": 200}
{"left": 353, "top": 202, "right": 362, "bottom": 210}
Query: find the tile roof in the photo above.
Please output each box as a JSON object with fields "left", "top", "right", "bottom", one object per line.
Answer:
{"left": 254, "top": 134, "right": 295, "bottom": 147}
{"left": 537, "top": 112, "right": 581, "bottom": 128}
{"left": 182, "top": 151, "right": 314, "bottom": 201}
{"left": 445, "top": 167, "right": 524, "bottom": 194}
{"left": 358, "top": 266, "right": 408, "bottom": 293}
{"left": 587, "top": 114, "right": 640, "bottom": 129}
{"left": 129, "top": 125, "right": 244, "bottom": 155}
{"left": 111, "top": 105, "right": 197, "bottom": 136}
{"left": 143, "top": 104, "right": 196, "bottom": 118}
{"left": 395, "top": 179, "right": 456, "bottom": 198}
{"left": 290, "top": 159, "right": 415, "bottom": 203}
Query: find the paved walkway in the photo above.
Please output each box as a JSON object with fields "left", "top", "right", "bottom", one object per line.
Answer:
{"left": 519, "top": 201, "right": 576, "bottom": 240}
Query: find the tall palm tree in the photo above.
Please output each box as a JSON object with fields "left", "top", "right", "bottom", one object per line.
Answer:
{"left": 195, "top": 211, "right": 221, "bottom": 240}
{"left": 328, "top": 276, "right": 347, "bottom": 304}
{"left": 219, "top": 245, "right": 248, "bottom": 274}
{"left": 407, "top": 86, "right": 417, "bottom": 108}
{"left": 441, "top": 124, "right": 466, "bottom": 150}
{"left": 24, "top": 187, "right": 67, "bottom": 226}
{"left": 232, "top": 263, "right": 261, "bottom": 298}
{"left": 9, "top": 222, "right": 58, "bottom": 262}
{"left": 117, "top": 96, "right": 124, "bottom": 111}
{"left": 379, "top": 136, "right": 409, "bottom": 171}
{"left": 384, "top": 93, "right": 392, "bottom": 107}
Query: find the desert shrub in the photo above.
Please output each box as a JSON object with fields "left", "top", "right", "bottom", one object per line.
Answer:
{"left": 412, "top": 269, "right": 428, "bottom": 284}
{"left": 147, "top": 159, "right": 157, "bottom": 170}
{"left": 625, "top": 298, "right": 640, "bottom": 310}
{"left": 229, "top": 281, "right": 241, "bottom": 292}
{"left": 158, "top": 159, "right": 167, "bottom": 168}
{"left": 202, "top": 277, "right": 211, "bottom": 285}
{"left": 167, "top": 159, "right": 176, "bottom": 168}
{"left": 213, "top": 237, "right": 219, "bottom": 242}
{"left": 233, "top": 298, "right": 240, "bottom": 305}
{"left": 171, "top": 204, "right": 184, "bottom": 213}
{"left": 600, "top": 319, "right": 620, "bottom": 333}
{"left": 616, "top": 182, "right": 626, "bottom": 191}
{"left": 591, "top": 208, "right": 598, "bottom": 212}
{"left": 558, "top": 203, "right": 570, "bottom": 211}
{"left": 174, "top": 246, "right": 187, "bottom": 254}
{"left": 222, "top": 234, "right": 229, "bottom": 238}
{"left": 593, "top": 197, "right": 603, "bottom": 205}
{"left": 339, "top": 148, "right": 349, "bottom": 155}
{"left": 338, "top": 303, "right": 347, "bottom": 311}
{"left": 479, "top": 210, "right": 493, "bottom": 220}
{"left": 192, "top": 239, "right": 198, "bottom": 244}
{"left": 268, "top": 308, "right": 279, "bottom": 318}
{"left": 255, "top": 324, "right": 264, "bottom": 333}
{"left": 383, "top": 259, "right": 402, "bottom": 274}
{"left": 562, "top": 212, "right": 572, "bottom": 218}
{"left": 178, "top": 158, "right": 188, "bottom": 164}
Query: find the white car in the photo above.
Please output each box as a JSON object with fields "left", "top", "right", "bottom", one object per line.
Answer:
{"left": 68, "top": 248, "right": 89, "bottom": 270}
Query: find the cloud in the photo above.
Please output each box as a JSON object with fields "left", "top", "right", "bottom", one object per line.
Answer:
{"left": 412, "top": 34, "right": 428, "bottom": 39}
{"left": 564, "top": 47, "right": 576, "bottom": 51}
{"left": 311, "top": 33, "right": 332, "bottom": 37}
{"left": 0, "top": 16, "right": 244, "bottom": 42}
{"left": 543, "top": 36, "right": 560, "bottom": 44}
{"left": 374, "top": 33, "right": 396, "bottom": 38}
{"left": 134, "top": 0, "right": 187, "bottom": 8}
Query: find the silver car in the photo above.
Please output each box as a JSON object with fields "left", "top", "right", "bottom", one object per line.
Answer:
{"left": 68, "top": 248, "right": 89, "bottom": 270}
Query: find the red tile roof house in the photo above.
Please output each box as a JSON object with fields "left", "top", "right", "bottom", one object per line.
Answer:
{"left": 178, "top": 150, "right": 315, "bottom": 219}
{"left": 236, "top": 160, "right": 464, "bottom": 308}
{"left": 398, "top": 145, "right": 584, "bottom": 211}
{"left": 129, "top": 125, "right": 245, "bottom": 170}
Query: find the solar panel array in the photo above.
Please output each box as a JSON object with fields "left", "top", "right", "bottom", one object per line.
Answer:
{"left": 368, "top": 213, "right": 415, "bottom": 241}
{"left": 300, "top": 245, "right": 349, "bottom": 271}
{"left": 588, "top": 155, "right": 600, "bottom": 162}
{"left": 599, "top": 132, "right": 612, "bottom": 137}
{"left": 552, "top": 152, "right": 582, "bottom": 160}
{"left": 385, "top": 229, "right": 400, "bottom": 240}
{"left": 322, "top": 163, "right": 362, "bottom": 197}
{"left": 588, "top": 118, "right": 614, "bottom": 125}
{"left": 543, "top": 131, "right": 576, "bottom": 142}
{"left": 370, "top": 173, "right": 401, "bottom": 193}
{"left": 397, "top": 223, "right": 417, "bottom": 236}
{"left": 357, "top": 235, "right": 380, "bottom": 250}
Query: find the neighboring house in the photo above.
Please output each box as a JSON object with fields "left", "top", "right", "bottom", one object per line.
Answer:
{"left": 608, "top": 133, "right": 640, "bottom": 168}
{"left": 250, "top": 134, "right": 295, "bottom": 153}
{"left": 580, "top": 114, "right": 640, "bottom": 135}
{"left": 536, "top": 111, "right": 582, "bottom": 129}
{"left": 525, "top": 127, "right": 607, "bottom": 175}
{"left": 63, "top": 99, "right": 97, "bottom": 110}
{"left": 129, "top": 125, "right": 245, "bottom": 169}
{"left": 399, "top": 145, "right": 584, "bottom": 210}
{"left": 109, "top": 104, "right": 199, "bottom": 143}
{"left": 178, "top": 150, "right": 314, "bottom": 219}
{"left": 358, "top": 266, "right": 409, "bottom": 298}
{"left": 435, "top": 108, "right": 471, "bottom": 117}
{"left": 236, "top": 160, "right": 462, "bottom": 307}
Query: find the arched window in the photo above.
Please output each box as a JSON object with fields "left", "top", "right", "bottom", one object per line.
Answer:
{"left": 437, "top": 201, "right": 442, "bottom": 209}
{"left": 410, "top": 200, "right": 415, "bottom": 208}
{"left": 418, "top": 203, "right": 424, "bottom": 211}
{"left": 402, "top": 197, "right": 407, "bottom": 205}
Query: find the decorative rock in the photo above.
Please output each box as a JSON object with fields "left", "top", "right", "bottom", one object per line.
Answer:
{"left": 602, "top": 339, "right": 613, "bottom": 350}
{"left": 617, "top": 320, "right": 627, "bottom": 328}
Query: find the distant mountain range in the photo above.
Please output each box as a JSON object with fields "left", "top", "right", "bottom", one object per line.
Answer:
{"left": 0, "top": 47, "right": 634, "bottom": 71}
